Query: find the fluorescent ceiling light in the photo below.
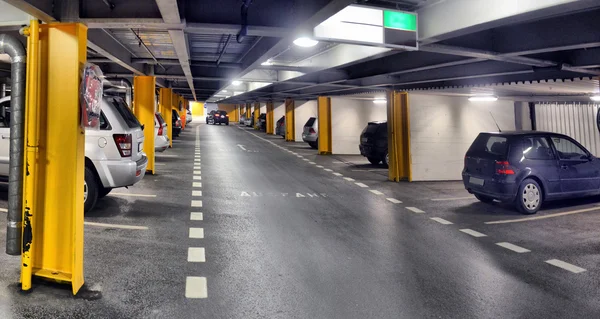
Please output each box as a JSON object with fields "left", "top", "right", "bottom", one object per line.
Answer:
{"left": 373, "top": 99, "right": 386, "bottom": 104}
{"left": 220, "top": 90, "right": 227, "bottom": 93}
{"left": 232, "top": 80, "right": 242, "bottom": 86}
{"left": 293, "top": 37, "right": 319, "bottom": 48}
{"left": 468, "top": 95, "right": 498, "bottom": 102}
{"left": 261, "top": 60, "right": 273, "bottom": 66}
{"left": 590, "top": 95, "right": 600, "bottom": 102}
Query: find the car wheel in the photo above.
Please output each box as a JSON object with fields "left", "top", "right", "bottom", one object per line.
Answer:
{"left": 474, "top": 194, "right": 494, "bottom": 203}
{"left": 98, "top": 187, "right": 112, "bottom": 198}
{"left": 84, "top": 166, "right": 99, "bottom": 213}
{"left": 515, "top": 178, "right": 542, "bottom": 214}
{"left": 309, "top": 142, "right": 317, "bottom": 149}
{"left": 368, "top": 157, "right": 381, "bottom": 165}
{"left": 226, "top": 122, "right": 229, "bottom": 126}
{"left": 383, "top": 151, "right": 389, "bottom": 168}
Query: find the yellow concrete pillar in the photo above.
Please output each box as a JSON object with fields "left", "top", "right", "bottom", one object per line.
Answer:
{"left": 253, "top": 102, "right": 260, "bottom": 129}
{"left": 285, "top": 98, "right": 295, "bottom": 142}
{"left": 159, "top": 88, "right": 173, "bottom": 147}
{"left": 317, "top": 96, "right": 332, "bottom": 155}
{"left": 246, "top": 103, "right": 251, "bottom": 118}
{"left": 191, "top": 101, "right": 204, "bottom": 117}
{"left": 266, "top": 102, "right": 274, "bottom": 134}
{"left": 388, "top": 91, "right": 412, "bottom": 182}
{"left": 133, "top": 76, "right": 156, "bottom": 174}
{"left": 21, "top": 21, "right": 87, "bottom": 294}
{"left": 180, "top": 97, "right": 187, "bottom": 130}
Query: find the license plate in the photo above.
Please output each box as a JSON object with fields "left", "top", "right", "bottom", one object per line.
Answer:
{"left": 469, "top": 177, "right": 484, "bottom": 186}
{"left": 138, "top": 143, "right": 143, "bottom": 152}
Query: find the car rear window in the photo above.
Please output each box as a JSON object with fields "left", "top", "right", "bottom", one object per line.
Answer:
{"left": 467, "top": 134, "right": 509, "bottom": 158}
{"left": 156, "top": 113, "right": 166, "bottom": 126}
{"left": 304, "top": 117, "right": 316, "bottom": 127}
{"left": 217, "top": 111, "right": 228, "bottom": 115}
{"left": 111, "top": 98, "right": 141, "bottom": 129}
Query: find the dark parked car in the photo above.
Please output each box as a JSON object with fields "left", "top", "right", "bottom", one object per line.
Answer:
{"left": 359, "top": 121, "right": 388, "bottom": 167}
{"left": 207, "top": 110, "right": 229, "bottom": 125}
{"left": 257, "top": 113, "right": 266, "bottom": 131}
{"left": 172, "top": 109, "right": 182, "bottom": 137}
{"left": 463, "top": 131, "right": 600, "bottom": 214}
{"left": 206, "top": 110, "right": 215, "bottom": 124}
{"left": 275, "top": 116, "right": 285, "bottom": 137}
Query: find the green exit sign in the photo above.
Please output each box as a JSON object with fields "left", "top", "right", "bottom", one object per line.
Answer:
{"left": 383, "top": 10, "right": 417, "bottom": 32}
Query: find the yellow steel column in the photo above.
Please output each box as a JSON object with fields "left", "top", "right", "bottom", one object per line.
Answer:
{"left": 317, "top": 96, "right": 332, "bottom": 155}
{"left": 387, "top": 91, "right": 412, "bottom": 182}
{"left": 285, "top": 98, "right": 295, "bottom": 142}
{"left": 133, "top": 76, "right": 156, "bottom": 174}
{"left": 21, "top": 22, "right": 87, "bottom": 294}
{"left": 246, "top": 103, "right": 251, "bottom": 118}
{"left": 180, "top": 97, "right": 187, "bottom": 130}
{"left": 266, "top": 101, "right": 274, "bottom": 134}
{"left": 159, "top": 88, "right": 173, "bottom": 147}
{"left": 253, "top": 102, "right": 260, "bottom": 129}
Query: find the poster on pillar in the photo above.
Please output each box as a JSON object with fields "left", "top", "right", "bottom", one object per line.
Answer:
{"left": 80, "top": 63, "right": 104, "bottom": 130}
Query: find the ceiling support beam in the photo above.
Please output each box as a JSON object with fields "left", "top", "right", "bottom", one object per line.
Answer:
{"left": 3, "top": 0, "right": 55, "bottom": 22}
{"left": 88, "top": 29, "right": 145, "bottom": 76}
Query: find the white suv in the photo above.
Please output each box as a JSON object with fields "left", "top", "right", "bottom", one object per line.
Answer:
{"left": 0, "top": 95, "right": 148, "bottom": 212}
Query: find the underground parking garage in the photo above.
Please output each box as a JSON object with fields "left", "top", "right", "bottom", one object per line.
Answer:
{"left": 0, "top": 0, "right": 599, "bottom": 317}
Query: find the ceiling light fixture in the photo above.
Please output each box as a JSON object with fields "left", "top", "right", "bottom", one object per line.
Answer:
{"left": 468, "top": 95, "right": 498, "bottom": 102}
{"left": 232, "top": 80, "right": 242, "bottom": 86}
{"left": 293, "top": 37, "right": 319, "bottom": 48}
{"left": 373, "top": 99, "right": 387, "bottom": 104}
{"left": 261, "top": 60, "right": 273, "bottom": 66}
{"left": 590, "top": 95, "right": 600, "bottom": 102}
{"left": 220, "top": 90, "right": 228, "bottom": 94}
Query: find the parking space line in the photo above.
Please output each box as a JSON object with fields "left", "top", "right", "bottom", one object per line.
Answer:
{"left": 191, "top": 200, "right": 203, "bottom": 207}
{"left": 185, "top": 277, "right": 208, "bottom": 298}
{"left": 192, "top": 191, "right": 202, "bottom": 197}
{"left": 459, "top": 229, "right": 487, "bottom": 237}
{"left": 155, "top": 163, "right": 166, "bottom": 166}
{"left": 110, "top": 193, "right": 157, "bottom": 198}
{"left": 193, "top": 182, "right": 202, "bottom": 188}
{"left": 303, "top": 159, "right": 309, "bottom": 161}
{"left": 406, "top": 207, "right": 425, "bottom": 213}
{"left": 189, "top": 227, "right": 204, "bottom": 238}
{"left": 194, "top": 170, "right": 201, "bottom": 175}
{"left": 316, "top": 165, "right": 324, "bottom": 168}
{"left": 485, "top": 206, "right": 600, "bottom": 225}
{"left": 344, "top": 177, "right": 355, "bottom": 182}
{"left": 369, "top": 190, "right": 384, "bottom": 195}
{"left": 309, "top": 162, "right": 316, "bottom": 164}
{"left": 188, "top": 247, "right": 206, "bottom": 262}
{"left": 355, "top": 182, "right": 368, "bottom": 188}
{"left": 430, "top": 217, "right": 453, "bottom": 225}
{"left": 431, "top": 196, "right": 475, "bottom": 201}
{"left": 333, "top": 172, "right": 343, "bottom": 176}
{"left": 324, "top": 168, "right": 333, "bottom": 172}
{"left": 496, "top": 242, "right": 530, "bottom": 253}
{"left": 190, "top": 212, "right": 203, "bottom": 220}
{"left": 194, "top": 166, "right": 201, "bottom": 170}
{"left": 193, "top": 176, "right": 202, "bottom": 180}
{"left": 545, "top": 259, "right": 586, "bottom": 273}
{"left": 0, "top": 207, "right": 8, "bottom": 212}
{"left": 386, "top": 198, "right": 402, "bottom": 204}
{"left": 84, "top": 221, "right": 148, "bottom": 230}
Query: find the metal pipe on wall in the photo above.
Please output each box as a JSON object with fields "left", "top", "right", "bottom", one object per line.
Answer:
{"left": 0, "top": 33, "right": 27, "bottom": 255}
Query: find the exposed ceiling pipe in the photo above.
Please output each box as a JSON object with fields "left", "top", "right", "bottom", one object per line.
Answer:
{"left": 130, "top": 28, "right": 165, "bottom": 71}
{"left": 101, "top": 0, "right": 116, "bottom": 10}
{"left": 237, "top": 0, "right": 253, "bottom": 43}
{"left": 0, "top": 33, "right": 26, "bottom": 256}
{"left": 216, "top": 35, "right": 232, "bottom": 66}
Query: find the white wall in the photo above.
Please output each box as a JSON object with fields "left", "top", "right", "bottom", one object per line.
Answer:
{"left": 260, "top": 103, "right": 266, "bottom": 114}
{"left": 409, "top": 94, "right": 515, "bottom": 181}
{"left": 273, "top": 102, "right": 285, "bottom": 133}
{"left": 204, "top": 103, "right": 218, "bottom": 114}
{"left": 331, "top": 98, "right": 386, "bottom": 154}
{"left": 294, "top": 100, "right": 318, "bottom": 141}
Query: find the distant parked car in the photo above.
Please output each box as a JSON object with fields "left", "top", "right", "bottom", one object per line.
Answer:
{"left": 302, "top": 117, "right": 318, "bottom": 149}
{"left": 186, "top": 109, "right": 192, "bottom": 124}
{"left": 239, "top": 113, "right": 247, "bottom": 125}
{"left": 210, "top": 110, "right": 229, "bottom": 125}
{"left": 244, "top": 115, "right": 253, "bottom": 127}
{"left": 206, "top": 110, "right": 216, "bottom": 124}
{"left": 172, "top": 109, "right": 182, "bottom": 137}
{"left": 257, "top": 113, "right": 266, "bottom": 131}
{"left": 359, "top": 121, "right": 388, "bottom": 167}
{"left": 155, "top": 112, "right": 169, "bottom": 152}
{"left": 276, "top": 116, "right": 285, "bottom": 137}
{"left": 0, "top": 95, "right": 148, "bottom": 212}
{"left": 464, "top": 131, "right": 600, "bottom": 214}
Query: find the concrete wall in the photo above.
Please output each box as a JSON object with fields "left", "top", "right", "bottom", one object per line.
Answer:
{"left": 331, "top": 98, "right": 386, "bottom": 154}
{"left": 205, "top": 103, "right": 218, "bottom": 114}
{"left": 409, "top": 94, "right": 515, "bottom": 181}
{"left": 273, "top": 102, "right": 285, "bottom": 133}
{"left": 260, "top": 103, "right": 266, "bottom": 114}
{"left": 294, "top": 100, "right": 318, "bottom": 141}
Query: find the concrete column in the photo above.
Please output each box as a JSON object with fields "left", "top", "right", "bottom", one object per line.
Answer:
{"left": 133, "top": 76, "right": 156, "bottom": 174}
{"left": 266, "top": 101, "right": 274, "bottom": 134}
{"left": 387, "top": 91, "right": 411, "bottom": 182}
{"left": 285, "top": 98, "right": 295, "bottom": 142}
{"left": 317, "top": 96, "right": 332, "bottom": 155}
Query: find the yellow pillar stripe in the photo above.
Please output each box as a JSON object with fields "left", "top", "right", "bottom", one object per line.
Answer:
{"left": 133, "top": 76, "right": 156, "bottom": 174}
{"left": 266, "top": 102, "right": 274, "bottom": 134}
{"left": 317, "top": 96, "right": 332, "bottom": 155}
{"left": 387, "top": 91, "right": 412, "bottom": 182}
{"left": 285, "top": 99, "right": 295, "bottom": 142}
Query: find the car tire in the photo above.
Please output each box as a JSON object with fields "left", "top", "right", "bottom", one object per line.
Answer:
{"left": 368, "top": 157, "right": 381, "bottom": 165}
{"left": 99, "top": 187, "right": 112, "bottom": 198}
{"left": 474, "top": 194, "right": 494, "bottom": 203}
{"left": 515, "top": 178, "right": 543, "bottom": 214}
{"left": 84, "top": 166, "right": 99, "bottom": 213}
{"left": 309, "top": 142, "right": 317, "bottom": 149}
{"left": 226, "top": 122, "right": 229, "bottom": 126}
{"left": 383, "top": 151, "right": 389, "bottom": 168}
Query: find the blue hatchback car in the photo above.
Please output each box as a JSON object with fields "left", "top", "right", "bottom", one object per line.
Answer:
{"left": 463, "top": 131, "right": 600, "bottom": 214}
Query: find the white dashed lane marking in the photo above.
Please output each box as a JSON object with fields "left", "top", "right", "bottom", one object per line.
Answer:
{"left": 193, "top": 182, "right": 202, "bottom": 188}
{"left": 333, "top": 172, "right": 343, "bottom": 176}
{"left": 496, "top": 242, "right": 530, "bottom": 253}
{"left": 190, "top": 212, "right": 203, "bottom": 220}
{"left": 430, "top": 217, "right": 453, "bottom": 225}
{"left": 188, "top": 247, "right": 206, "bottom": 262}
{"left": 316, "top": 165, "right": 324, "bottom": 168}
{"left": 84, "top": 222, "right": 148, "bottom": 230}
{"left": 189, "top": 227, "right": 204, "bottom": 238}
{"left": 406, "top": 207, "right": 425, "bottom": 213}
{"left": 192, "top": 191, "right": 203, "bottom": 197}
{"left": 369, "top": 190, "right": 384, "bottom": 195}
{"left": 193, "top": 176, "right": 202, "bottom": 180}
{"left": 309, "top": 162, "right": 316, "bottom": 164}
{"left": 324, "top": 168, "right": 333, "bottom": 172}
{"left": 194, "top": 170, "right": 201, "bottom": 175}
{"left": 110, "top": 193, "right": 157, "bottom": 198}
{"left": 355, "top": 182, "right": 368, "bottom": 188}
{"left": 185, "top": 277, "right": 208, "bottom": 299}
{"left": 303, "top": 159, "right": 309, "bottom": 161}
{"left": 343, "top": 177, "right": 355, "bottom": 182}
{"left": 459, "top": 229, "right": 487, "bottom": 237}
{"left": 194, "top": 166, "right": 201, "bottom": 170}
{"left": 545, "top": 259, "right": 586, "bottom": 273}
{"left": 386, "top": 198, "right": 402, "bottom": 204}
{"left": 191, "top": 200, "right": 203, "bottom": 207}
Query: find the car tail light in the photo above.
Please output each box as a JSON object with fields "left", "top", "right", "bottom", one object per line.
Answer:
{"left": 226, "top": 114, "right": 229, "bottom": 117}
{"left": 113, "top": 134, "right": 132, "bottom": 157}
{"left": 495, "top": 160, "right": 515, "bottom": 175}
{"left": 158, "top": 124, "right": 164, "bottom": 135}
{"left": 309, "top": 128, "right": 316, "bottom": 134}
{"left": 176, "top": 119, "right": 182, "bottom": 127}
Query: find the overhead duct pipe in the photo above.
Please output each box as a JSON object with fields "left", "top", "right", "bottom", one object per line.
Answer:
{"left": 0, "top": 34, "right": 26, "bottom": 255}
{"left": 237, "top": 0, "right": 253, "bottom": 43}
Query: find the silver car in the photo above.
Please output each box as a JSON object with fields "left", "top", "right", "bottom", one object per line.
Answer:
{"left": 302, "top": 117, "right": 318, "bottom": 149}
{"left": 155, "top": 112, "right": 169, "bottom": 152}
{"left": 0, "top": 95, "right": 148, "bottom": 212}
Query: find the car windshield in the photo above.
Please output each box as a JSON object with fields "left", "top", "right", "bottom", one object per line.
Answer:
{"left": 110, "top": 97, "right": 141, "bottom": 129}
